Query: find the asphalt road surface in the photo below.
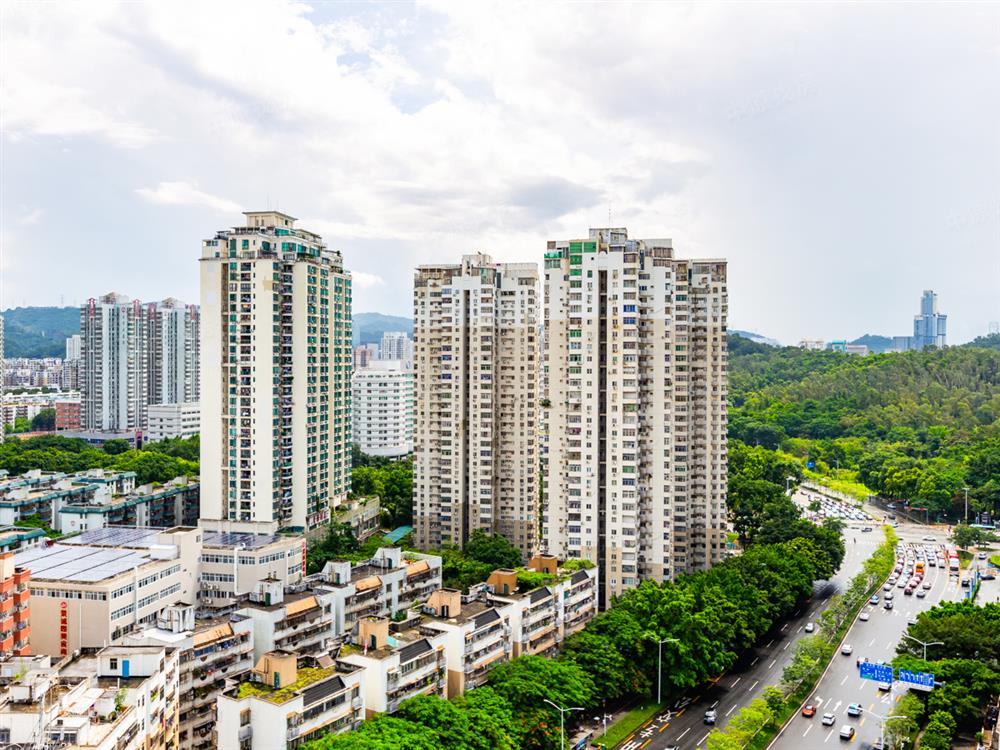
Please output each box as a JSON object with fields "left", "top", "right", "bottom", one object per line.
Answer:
{"left": 618, "top": 490, "right": 881, "bottom": 750}
{"left": 768, "top": 523, "right": 971, "bottom": 750}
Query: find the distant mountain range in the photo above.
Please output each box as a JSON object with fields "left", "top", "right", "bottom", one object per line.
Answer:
{"left": 1, "top": 306, "right": 79, "bottom": 358}
{"left": 848, "top": 334, "right": 894, "bottom": 353}
{"left": 730, "top": 329, "right": 781, "bottom": 347}
{"left": 1, "top": 306, "right": 413, "bottom": 357}
{"left": 352, "top": 312, "right": 412, "bottom": 346}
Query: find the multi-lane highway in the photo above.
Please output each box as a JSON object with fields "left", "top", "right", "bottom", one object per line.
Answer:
{"left": 768, "top": 523, "right": 969, "bottom": 750}
{"left": 617, "top": 490, "right": 881, "bottom": 750}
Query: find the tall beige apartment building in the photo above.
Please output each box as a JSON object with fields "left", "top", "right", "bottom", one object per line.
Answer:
{"left": 542, "top": 228, "right": 728, "bottom": 606}
{"left": 413, "top": 254, "right": 539, "bottom": 557}
{"left": 200, "top": 211, "right": 352, "bottom": 532}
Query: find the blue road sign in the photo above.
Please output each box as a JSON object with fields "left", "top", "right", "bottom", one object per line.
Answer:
{"left": 898, "top": 670, "right": 935, "bottom": 691}
{"left": 859, "top": 662, "right": 893, "bottom": 682}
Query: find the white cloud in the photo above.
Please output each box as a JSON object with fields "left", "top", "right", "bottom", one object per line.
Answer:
{"left": 19, "top": 208, "right": 43, "bottom": 225}
{"left": 351, "top": 271, "right": 385, "bottom": 290}
{"left": 135, "top": 182, "right": 242, "bottom": 214}
{"left": 1, "top": 1, "right": 997, "bottom": 341}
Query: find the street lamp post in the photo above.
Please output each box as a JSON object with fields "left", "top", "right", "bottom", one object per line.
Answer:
{"left": 644, "top": 635, "right": 681, "bottom": 704}
{"left": 593, "top": 712, "right": 613, "bottom": 748}
{"left": 900, "top": 633, "right": 943, "bottom": 661}
{"left": 544, "top": 698, "right": 583, "bottom": 750}
{"left": 963, "top": 486, "right": 970, "bottom": 524}
{"left": 867, "top": 708, "right": 909, "bottom": 750}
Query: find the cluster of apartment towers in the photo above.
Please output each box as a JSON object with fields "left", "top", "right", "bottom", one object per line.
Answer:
{"left": 198, "top": 211, "right": 728, "bottom": 605}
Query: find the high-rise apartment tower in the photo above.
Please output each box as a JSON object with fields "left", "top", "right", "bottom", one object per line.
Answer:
{"left": 413, "top": 254, "right": 539, "bottom": 557}
{"left": 542, "top": 228, "right": 728, "bottom": 606}
{"left": 199, "top": 211, "right": 352, "bottom": 532}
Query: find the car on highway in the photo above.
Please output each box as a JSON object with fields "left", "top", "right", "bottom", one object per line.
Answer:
{"left": 802, "top": 705, "right": 816, "bottom": 717}
{"left": 858, "top": 611, "right": 870, "bottom": 621}
{"left": 922, "top": 535, "right": 935, "bottom": 541}
{"left": 916, "top": 588, "right": 927, "bottom": 598}
{"left": 885, "top": 591, "right": 894, "bottom": 600}
{"left": 908, "top": 615, "right": 919, "bottom": 625}
{"left": 861, "top": 526, "right": 873, "bottom": 532}
{"left": 840, "top": 725, "right": 856, "bottom": 740}
{"left": 804, "top": 622, "right": 815, "bottom": 632}
{"left": 983, "top": 572, "right": 996, "bottom": 580}
{"left": 878, "top": 681, "right": 892, "bottom": 691}
{"left": 898, "top": 579, "right": 908, "bottom": 588}
{"left": 904, "top": 586, "right": 914, "bottom": 595}
{"left": 841, "top": 644, "right": 853, "bottom": 655}
{"left": 884, "top": 600, "right": 894, "bottom": 610}
{"left": 822, "top": 713, "right": 836, "bottom": 726}
{"left": 869, "top": 595, "right": 879, "bottom": 604}
{"left": 883, "top": 582, "right": 892, "bottom": 591}
{"left": 847, "top": 703, "right": 863, "bottom": 717}
{"left": 704, "top": 710, "right": 717, "bottom": 725}
{"left": 928, "top": 558, "right": 936, "bottom": 567}
{"left": 979, "top": 551, "right": 988, "bottom": 560}
{"left": 922, "top": 580, "right": 932, "bottom": 589}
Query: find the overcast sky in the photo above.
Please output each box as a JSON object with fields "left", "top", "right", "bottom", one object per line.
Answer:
{"left": 2, "top": 1, "right": 998, "bottom": 344}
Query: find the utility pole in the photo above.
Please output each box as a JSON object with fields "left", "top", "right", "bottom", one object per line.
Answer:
{"left": 963, "top": 486, "right": 970, "bottom": 524}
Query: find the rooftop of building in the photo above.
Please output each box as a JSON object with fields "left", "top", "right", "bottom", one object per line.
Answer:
{"left": 231, "top": 662, "right": 358, "bottom": 705}
{"left": 13, "top": 542, "right": 167, "bottom": 583}
{"left": 420, "top": 597, "right": 501, "bottom": 627}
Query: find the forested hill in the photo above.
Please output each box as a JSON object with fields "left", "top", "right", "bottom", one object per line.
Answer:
{"left": 730, "top": 347, "right": 1000, "bottom": 439}
{"left": 1, "top": 306, "right": 80, "bottom": 357}
{"left": 727, "top": 343, "right": 1000, "bottom": 518}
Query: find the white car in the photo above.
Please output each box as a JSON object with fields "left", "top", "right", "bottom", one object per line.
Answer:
{"left": 822, "top": 713, "right": 836, "bottom": 726}
{"left": 841, "top": 644, "right": 853, "bottom": 655}
{"left": 858, "top": 611, "right": 870, "bottom": 621}
{"left": 804, "top": 622, "right": 815, "bottom": 633}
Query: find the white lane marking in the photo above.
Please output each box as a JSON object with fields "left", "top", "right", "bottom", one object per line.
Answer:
{"left": 749, "top": 680, "right": 759, "bottom": 691}
{"left": 731, "top": 677, "right": 742, "bottom": 688}
{"left": 769, "top": 659, "right": 777, "bottom": 668}
{"left": 766, "top": 639, "right": 774, "bottom": 648}
{"left": 797, "top": 625, "right": 804, "bottom": 633}
{"left": 698, "top": 732, "right": 710, "bottom": 745}
{"left": 781, "top": 623, "right": 789, "bottom": 631}
{"left": 840, "top": 675, "right": 848, "bottom": 685}
{"left": 751, "top": 657, "right": 759, "bottom": 666}
{"left": 868, "top": 637, "right": 876, "bottom": 647}
{"left": 678, "top": 727, "right": 691, "bottom": 740}
{"left": 725, "top": 704, "right": 737, "bottom": 716}
{"left": 824, "top": 727, "right": 834, "bottom": 742}
{"left": 804, "top": 724, "right": 813, "bottom": 737}
{"left": 711, "top": 700, "right": 719, "bottom": 709}
{"left": 783, "top": 642, "right": 790, "bottom": 651}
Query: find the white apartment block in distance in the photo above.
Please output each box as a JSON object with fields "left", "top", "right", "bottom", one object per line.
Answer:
{"left": 352, "top": 360, "right": 414, "bottom": 458}
{"left": 81, "top": 294, "right": 200, "bottom": 434}
{"left": 200, "top": 211, "right": 352, "bottom": 532}
{"left": 379, "top": 331, "right": 412, "bottom": 364}
{"left": 147, "top": 402, "right": 201, "bottom": 442}
{"left": 413, "top": 254, "right": 539, "bottom": 558}
{"left": 542, "top": 228, "right": 728, "bottom": 605}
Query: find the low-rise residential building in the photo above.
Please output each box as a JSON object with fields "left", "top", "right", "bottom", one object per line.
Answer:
{"left": 0, "top": 551, "right": 31, "bottom": 657}
{"left": 235, "top": 581, "right": 339, "bottom": 663}
{"left": 147, "top": 402, "right": 201, "bottom": 442}
{"left": 0, "top": 645, "right": 180, "bottom": 750}
{"left": 56, "top": 397, "right": 83, "bottom": 431}
{"left": 123, "top": 607, "right": 256, "bottom": 750}
{"left": 418, "top": 588, "right": 513, "bottom": 696}
{"left": 484, "top": 557, "right": 598, "bottom": 658}
{"left": 333, "top": 497, "right": 381, "bottom": 542}
{"left": 216, "top": 650, "right": 364, "bottom": 750}
{"left": 0, "top": 525, "right": 46, "bottom": 554}
{"left": 15, "top": 528, "right": 202, "bottom": 655}
{"left": 57, "top": 475, "right": 200, "bottom": 534}
{"left": 197, "top": 530, "right": 306, "bottom": 618}
{"left": 338, "top": 616, "right": 448, "bottom": 716}
{"left": 314, "top": 547, "right": 442, "bottom": 639}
